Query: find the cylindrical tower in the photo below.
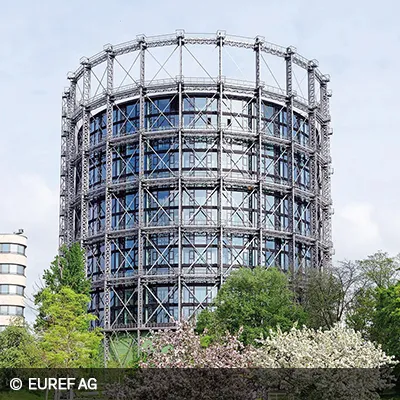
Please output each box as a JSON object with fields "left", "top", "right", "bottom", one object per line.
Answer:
{"left": 0, "top": 231, "right": 27, "bottom": 330}
{"left": 59, "top": 31, "right": 333, "bottom": 362}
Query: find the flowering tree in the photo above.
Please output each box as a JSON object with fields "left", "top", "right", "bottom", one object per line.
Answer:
{"left": 252, "top": 324, "right": 395, "bottom": 368}
{"left": 106, "top": 323, "right": 397, "bottom": 399}
{"left": 140, "top": 321, "right": 254, "bottom": 368}
{"left": 251, "top": 324, "right": 397, "bottom": 399}
{"left": 139, "top": 322, "right": 395, "bottom": 369}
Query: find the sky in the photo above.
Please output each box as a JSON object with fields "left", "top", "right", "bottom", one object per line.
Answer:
{"left": 0, "top": 0, "right": 399, "bottom": 320}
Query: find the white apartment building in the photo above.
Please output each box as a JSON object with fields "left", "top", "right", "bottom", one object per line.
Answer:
{"left": 0, "top": 230, "right": 27, "bottom": 330}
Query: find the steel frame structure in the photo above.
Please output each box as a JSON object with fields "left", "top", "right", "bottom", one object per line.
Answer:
{"left": 59, "top": 31, "right": 333, "bottom": 365}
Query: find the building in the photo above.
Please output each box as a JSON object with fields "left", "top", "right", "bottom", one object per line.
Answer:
{"left": 0, "top": 231, "right": 27, "bottom": 330}
{"left": 59, "top": 31, "right": 333, "bottom": 363}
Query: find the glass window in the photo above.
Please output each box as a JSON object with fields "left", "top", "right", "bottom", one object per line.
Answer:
{"left": 195, "top": 287, "right": 207, "bottom": 302}
{"left": 0, "top": 244, "right": 10, "bottom": 252}
{"left": 8, "top": 286, "right": 17, "bottom": 295}
{"left": 195, "top": 97, "right": 207, "bottom": 111}
{"left": 0, "top": 244, "right": 25, "bottom": 255}
{"left": 183, "top": 97, "right": 195, "bottom": 111}
{"left": 263, "top": 104, "right": 274, "bottom": 119}
{"left": 127, "top": 104, "right": 139, "bottom": 118}
{"left": 9, "top": 306, "right": 17, "bottom": 315}
{"left": 157, "top": 98, "right": 170, "bottom": 113}
{"left": 0, "top": 285, "right": 24, "bottom": 296}
{"left": 9, "top": 265, "right": 17, "bottom": 274}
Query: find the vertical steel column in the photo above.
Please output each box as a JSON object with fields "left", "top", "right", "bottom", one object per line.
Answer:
{"left": 255, "top": 37, "right": 263, "bottom": 267}
{"left": 137, "top": 35, "right": 146, "bottom": 342}
{"left": 217, "top": 31, "right": 225, "bottom": 285}
{"left": 81, "top": 62, "right": 91, "bottom": 264}
{"left": 67, "top": 77, "right": 77, "bottom": 245}
{"left": 103, "top": 47, "right": 114, "bottom": 365}
{"left": 286, "top": 48, "right": 295, "bottom": 273}
{"left": 59, "top": 90, "right": 69, "bottom": 246}
{"left": 307, "top": 61, "right": 318, "bottom": 270}
{"left": 177, "top": 30, "right": 184, "bottom": 322}
{"left": 320, "top": 76, "right": 332, "bottom": 269}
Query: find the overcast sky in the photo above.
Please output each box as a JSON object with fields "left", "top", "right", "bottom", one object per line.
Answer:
{"left": 0, "top": 0, "right": 399, "bottom": 320}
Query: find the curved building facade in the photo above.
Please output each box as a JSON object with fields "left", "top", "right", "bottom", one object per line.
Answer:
{"left": 0, "top": 232, "right": 27, "bottom": 330}
{"left": 59, "top": 31, "right": 333, "bottom": 362}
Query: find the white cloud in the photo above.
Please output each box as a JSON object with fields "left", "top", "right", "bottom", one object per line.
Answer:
{"left": 333, "top": 202, "right": 382, "bottom": 261}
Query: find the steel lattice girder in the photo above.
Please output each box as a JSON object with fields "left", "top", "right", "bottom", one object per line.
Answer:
{"left": 59, "top": 31, "right": 333, "bottom": 366}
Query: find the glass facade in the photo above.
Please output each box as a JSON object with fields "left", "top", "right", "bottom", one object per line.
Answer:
{"left": 70, "top": 94, "right": 317, "bottom": 330}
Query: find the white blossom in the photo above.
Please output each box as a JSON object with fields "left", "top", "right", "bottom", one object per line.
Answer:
{"left": 252, "top": 324, "right": 396, "bottom": 368}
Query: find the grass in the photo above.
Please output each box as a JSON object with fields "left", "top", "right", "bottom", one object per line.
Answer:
{"left": 0, "top": 391, "right": 45, "bottom": 400}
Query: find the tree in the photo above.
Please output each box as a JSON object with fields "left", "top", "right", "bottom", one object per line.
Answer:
{"left": 40, "top": 243, "right": 91, "bottom": 295}
{"left": 346, "top": 252, "right": 400, "bottom": 359}
{"left": 345, "top": 286, "right": 376, "bottom": 337}
{"left": 300, "top": 268, "right": 344, "bottom": 329}
{"left": 369, "top": 283, "right": 400, "bottom": 358}
{"left": 34, "top": 243, "right": 91, "bottom": 330}
{"left": 33, "top": 244, "right": 102, "bottom": 368}
{"left": 253, "top": 324, "right": 395, "bottom": 368}
{"left": 197, "top": 267, "right": 307, "bottom": 345}
{"left": 142, "top": 322, "right": 395, "bottom": 368}
{"left": 39, "top": 287, "right": 102, "bottom": 368}
{"left": 107, "top": 323, "right": 397, "bottom": 400}
{"left": 358, "top": 251, "right": 399, "bottom": 289}
{"left": 140, "top": 321, "right": 253, "bottom": 368}
{"left": 299, "top": 261, "right": 363, "bottom": 329}
{"left": 252, "top": 325, "right": 398, "bottom": 399}
{"left": 0, "top": 320, "right": 43, "bottom": 368}
{"left": 299, "top": 252, "right": 399, "bottom": 333}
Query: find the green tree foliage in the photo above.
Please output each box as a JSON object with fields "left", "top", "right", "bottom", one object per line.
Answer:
{"left": 370, "top": 283, "right": 400, "bottom": 358}
{"left": 40, "top": 243, "right": 91, "bottom": 295}
{"left": 345, "top": 287, "right": 376, "bottom": 337}
{"left": 0, "top": 320, "right": 43, "bottom": 368}
{"left": 358, "top": 251, "right": 399, "bottom": 289}
{"left": 347, "top": 283, "right": 400, "bottom": 359}
{"left": 34, "top": 243, "right": 91, "bottom": 330}
{"left": 197, "top": 267, "right": 307, "bottom": 345}
{"left": 33, "top": 244, "right": 103, "bottom": 368}
{"left": 39, "top": 287, "right": 102, "bottom": 368}
{"left": 346, "top": 251, "right": 400, "bottom": 359}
